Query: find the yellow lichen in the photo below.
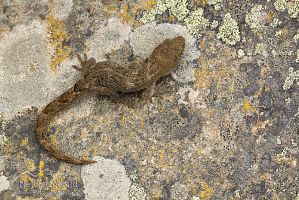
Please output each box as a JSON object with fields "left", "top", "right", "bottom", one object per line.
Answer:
{"left": 20, "top": 137, "right": 29, "bottom": 148}
{"left": 116, "top": 0, "right": 156, "bottom": 26}
{"left": 47, "top": 15, "right": 72, "bottom": 72}
{"left": 39, "top": 161, "right": 44, "bottom": 178}
{"left": 243, "top": 100, "right": 256, "bottom": 113}
{"left": 25, "top": 159, "right": 36, "bottom": 172}
{"left": 199, "top": 182, "right": 214, "bottom": 200}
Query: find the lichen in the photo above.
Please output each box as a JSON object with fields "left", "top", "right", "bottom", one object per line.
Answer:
{"left": 237, "top": 49, "right": 245, "bottom": 58}
{"left": 129, "top": 183, "right": 147, "bottom": 200}
{"left": 245, "top": 5, "right": 266, "bottom": 34}
{"left": 217, "top": 13, "right": 240, "bottom": 45}
{"left": 185, "top": 8, "right": 210, "bottom": 36}
{"left": 274, "top": 0, "right": 286, "bottom": 11}
{"left": 47, "top": 15, "right": 72, "bottom": 72}
{"left": 274, "top": 0, "right": 299, "bottom": 18}
{"left": 294, "top": 31, "right": 299, "bottom": 42}
{"left": 0, "top": 114, "right": 7, "bottom": 146}
{"left": 140, "top": 0, "right": 210, "bottom": 36}
{"left": 129, "top": 172, "right": 147, "bottom": 200}
{"left": 210, "top": 20, "right": 218, "bottom": 29}
{"left": 199, "top": 182, "right": 214, "bottom": 200}
{"left": 207, "top": 0, "right": 223, "bottom": 10}
{"left": 288, "top": 0, "right": 299, "bottom": 18}
{"left": 283, "top": 67, "right": 299, "bottom": 90}
{"left": 254, "top": 43, "right": 267, "bottom": 56}
{"left": 117, "top": 0, "right": 156, "bottom": 25}
{"left": 296, "top": 49, "right": 299, "bottom": 63}
{"left": 271, "top": 18, "right": 281, "bottom": 28}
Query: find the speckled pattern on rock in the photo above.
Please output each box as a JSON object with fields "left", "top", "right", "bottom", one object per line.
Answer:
{"left": 0, "top": 0, "right": 298, "bottom": 199}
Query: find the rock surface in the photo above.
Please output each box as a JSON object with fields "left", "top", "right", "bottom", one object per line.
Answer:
{"left": 0, "top": 0, "right": 298, "bottom": 199}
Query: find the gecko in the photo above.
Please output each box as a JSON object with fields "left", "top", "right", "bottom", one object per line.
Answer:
{"left": 36, "top": 36, "right": 185, "bottom": 165}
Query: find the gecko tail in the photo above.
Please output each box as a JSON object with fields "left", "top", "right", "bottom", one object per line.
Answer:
{"left": 36, "top": 88, "right": 97, "bottom": 165}
{"left": 37, "top": 134, "right": 97, "bottom": 165}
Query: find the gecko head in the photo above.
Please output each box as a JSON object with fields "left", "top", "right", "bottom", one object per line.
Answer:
{"left": 150, "top": 36, "right": 185, "bottom": 76}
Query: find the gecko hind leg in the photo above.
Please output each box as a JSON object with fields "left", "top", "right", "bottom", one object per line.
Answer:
{"left": 88, "top": 85, "right": 119, "bottom": 97}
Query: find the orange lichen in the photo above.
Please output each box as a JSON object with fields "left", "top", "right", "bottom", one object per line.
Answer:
{"left": 47, "top": 15, "right": 72, "bottom": 72}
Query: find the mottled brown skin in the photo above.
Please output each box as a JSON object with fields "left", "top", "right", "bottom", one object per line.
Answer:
{"left": 36, "top": 36, "right": 185, "bottom": 165}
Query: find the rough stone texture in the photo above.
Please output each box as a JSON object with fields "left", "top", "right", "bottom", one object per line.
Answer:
{"left": 0, "top": 0, "right": 298, "bottom": 200}
{"left": 82, "top": 156, "right": 131, "bottom": 200}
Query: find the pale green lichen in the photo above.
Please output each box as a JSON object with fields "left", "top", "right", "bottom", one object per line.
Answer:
{"left": 283, "top": 67, "right": 299, "bottom": 90}
{"left": 169, "top": 0, "right": 190, "bottom": 21}
{"left": 285, "top": 97, "right": 292, "bottom": 105}
{"left": 271, "top": 18, "right": 281, "bottom": 28}
{"left": 274, "top": 0, "right": 286, "bottom": 11}
{"left": 288, "top": 0, "right": 299, "bottom": 18}
{"left": 0, "top": 114, "right": 7, "bottom": 146}
{"left": 254, "top": 43, "right": 267, "bottom": 56}
{"left": 275, "top": 29, "right": 283, "bottom": 37}
{"left": 217, "top": 13, "right": 240, "bottom": 45}
{"left": 210, "top": 20, "right": 218, "bottom": 29}
{"left": 140, "top": 0, "right": 210, "bottom": 36}
{"left": 245, "top": 5, "right": 266, "bottom": 34}
{"left": 185, "top": 8, "right": 210, "bottom": 35}
{"left": 296, "top": 49, "right": 299, "bottom": 63}
{"left": 207, "top": 0, "right": 223, "bottom": 10}
{"left": 0, "top": 135, "right": 7, "bottom": 146}
{"left": 274, "top": 0, "right": 299, "bottom": 18}
{"left": 294, "top": 31, "right": 299, "bottom": 42}
{"left": 128, "top": 172, "right": 147, "bottom": 200}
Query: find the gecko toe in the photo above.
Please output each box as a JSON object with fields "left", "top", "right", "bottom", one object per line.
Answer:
{"left": 77, "top": 54, "right": 83, "bottom": 64}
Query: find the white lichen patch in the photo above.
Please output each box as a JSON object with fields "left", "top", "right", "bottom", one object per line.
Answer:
{"left": 271, "top": 18, "right": 282, "bottom": 28}
{"left": 177, "top": 87, "right": 201, "bottom": 106}
{"left": 85, "top": 17, "right": 132, "bottom": 61}
{"left": 130, "top": 22, "right": 200, "bottom": 83}
{"left": 0, "top": 21, "right": 51, "bottom": 119}
{"left": 0, "top": 175, "right": 9, "bottom": 192}
{"left": 52, "top": 0, "right": 74, "bottom": 19}
{"left": 82, "top": 156, "right": 131, "bottom": 200}
{"left": 245, "top": 5, "right": 267, "bottom": 34}
{"left": 210, "top": 20, "right": 219, "bottom": 29}
{"left": 217, "top": 13, "right": 240, "bottom": 45}
{"left": 283, "top": 67, "right": 299, "bottom": 90}
{"left": 140, "top": 0, "right": 210, "bottom": 36}
{"left": 129, "top": 182, "right": 147, "bottom": 200}
{"left": 237, "top": 49, "right": 245, "bottom": 58}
